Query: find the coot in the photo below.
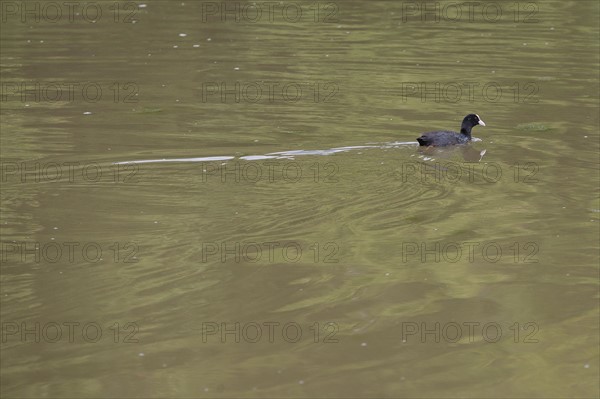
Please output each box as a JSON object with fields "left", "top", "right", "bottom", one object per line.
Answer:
{"left": 417, "top": 114, "right": 485, "bottom": 147}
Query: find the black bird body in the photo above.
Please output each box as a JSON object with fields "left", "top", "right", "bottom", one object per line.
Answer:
{"left": 417, "top": 114, "right": 485, "bottom": 147}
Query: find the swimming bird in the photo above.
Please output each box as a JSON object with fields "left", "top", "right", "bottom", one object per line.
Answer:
{"left": 417, "top": 114, "right": 485, "bottom": 147}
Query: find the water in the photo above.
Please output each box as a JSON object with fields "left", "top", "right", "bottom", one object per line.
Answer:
{"left": 1, "top": 1, "right": 599, "bottom": 397}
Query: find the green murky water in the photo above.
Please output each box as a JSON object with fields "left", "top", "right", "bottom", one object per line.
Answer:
{"left": 1, "top": 1, "right": 599, "bottom": 397}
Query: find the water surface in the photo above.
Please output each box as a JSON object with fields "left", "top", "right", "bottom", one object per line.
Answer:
{"left": 1, "top": 1, "right": 599, "bottom": 397}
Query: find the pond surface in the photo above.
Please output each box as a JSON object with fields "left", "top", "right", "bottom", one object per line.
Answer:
{"left": 1, "top": 1, "right": 599, "bottom": 397}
